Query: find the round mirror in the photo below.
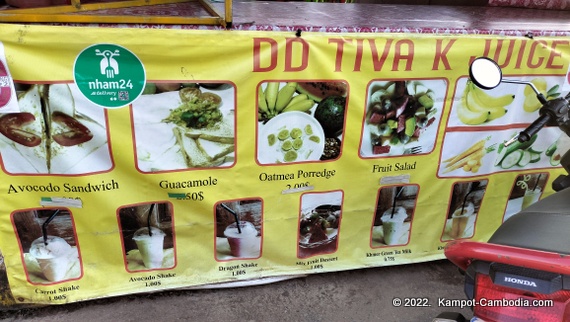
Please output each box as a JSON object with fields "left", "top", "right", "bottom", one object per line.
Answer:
{"left": 469, "top": 57, "right": 502, "bottom": 90}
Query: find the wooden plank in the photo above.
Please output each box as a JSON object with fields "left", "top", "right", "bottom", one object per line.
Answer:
{"left": 198, "top": 0, "right": 228, "bottom": 27}
{"left": 6, "top": 0, "right": 193, "bottom": 14}
{"left": 0, "top": 13, "right": 223, "bottom": 24}
{"left": 0, "top": 0, "right": 230, "bottom": 26}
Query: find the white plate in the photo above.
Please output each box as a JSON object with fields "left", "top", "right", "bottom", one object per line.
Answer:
{"left": 360, "top": 79, "right": 446, "bottom": 157}
{"left": 132, "top": 86, "right": 235, "bottom": 172}
{"left": 257, "top": 111, "right": 325, "bottom": 164}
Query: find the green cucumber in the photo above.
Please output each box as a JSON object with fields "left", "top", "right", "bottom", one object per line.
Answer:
{"left": 417, "top": 94, "right": 434, "bottom": 109}
{"left": 520, "top": 133, "right": 538, "bottom": 150}
{"left": 387, "top": 119, "right": 398, "bottom": 129}
{"left": 501, "top": 149, "right": 523, "bottom": 169}
{"left": 517, "top": 150, "right": 532, "bottom": 167}
{"left": 495, "top": 148, "right": 507, "bottom": 166}
{"left": 498, "top": 133, "right": 516, "bottom": 155}
{"left": 404, "top": 117, "right": 416, "bottom": 137}
{"left": 415, "top": 106, "right": 427, "bottom": 118}
{"left": 495, "top": 133, "right": 538, "bottom": 166}
{"left": 529, "top": 152, "right": 541, "bottom": 163}
{"left": 527, "top": 147, "right": 543, "bottom": 154}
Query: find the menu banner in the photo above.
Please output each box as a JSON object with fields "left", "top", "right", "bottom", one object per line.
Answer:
{"left": 0, "top": 23, "right": 569, "bottom": 305}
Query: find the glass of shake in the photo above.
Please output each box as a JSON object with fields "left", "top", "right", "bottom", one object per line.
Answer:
{"left": 224, "top": 221, "right": 259, "bottom": 258}
{"left": 133, "top": 227, "right": 165, "bottom": 269}
{"left": 450, "top": 202, "right": 474, "bottom": 239}
{"left": 381, "top": 206, "right": 407, "bottom": 246}
{"left": 522, "top": 188, "right": 542, "bottom": 210}
{"left": 29, "top": 236, "right": 73, "bottom": 282}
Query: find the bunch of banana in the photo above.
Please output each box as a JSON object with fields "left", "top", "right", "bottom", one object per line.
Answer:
{"left": 457, "top": 80, "right": 514, "bottom": 125}
{"left": 258, "top": 82, "right": 315, "bottom": 121}
{"left": 523, "top": 77, "right": 560, "bottom": 113}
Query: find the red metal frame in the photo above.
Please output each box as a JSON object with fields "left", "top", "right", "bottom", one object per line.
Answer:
{"left": 445, "top": 240, "right": 570, "bottom": 275}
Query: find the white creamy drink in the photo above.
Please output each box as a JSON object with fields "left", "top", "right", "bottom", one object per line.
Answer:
{"left": 381, "top": 207, "right": 407, "bottom": 245}
{"left": 133, "top": 227, "right": 165, "bottom": 269}
{"left": 224, "top": 221, "right": 259, "bottom": 258}
{"left": 29, "top": 236, "right": 73, "bottom": 282}
{"left": 451, "top": 202, "right": 474, "bottom": 239}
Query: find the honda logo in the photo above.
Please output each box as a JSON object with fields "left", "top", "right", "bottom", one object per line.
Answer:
{"left": 504, "top": 276, "right": 538, "bottom": 288}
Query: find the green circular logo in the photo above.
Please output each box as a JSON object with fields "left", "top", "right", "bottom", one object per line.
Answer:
{"left": 74, "top": 44, "right": 145, "bottom": 109}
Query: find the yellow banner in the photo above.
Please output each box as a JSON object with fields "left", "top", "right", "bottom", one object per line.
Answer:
{"left": 0, "top": 23, "right": 569, "bottom": 305}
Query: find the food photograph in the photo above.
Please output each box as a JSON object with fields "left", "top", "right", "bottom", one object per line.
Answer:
{"left": 0, "top": 83, "right": 110, "bottom": 174}
{"left": 370, "top": 185, "right": 417, "bottom": 248}
{"left": 117, "top": 202, "right": 176, "bottom": 272}
{"left": 502, "top": 172, "right": 548, "bottom": 222}
{"left": 448, "top": 75, "right": 565, "bottom": 127}
{"left": 132, "top": 82, "right": 235, "bottom": 173}
{"left": 297, "top": 191, "right": 343, "bottom": 259}
{"left": 441, "top": 180, "right": 487, "bottom": 241}
{"left": 256, "top": 81, "right": 347, "bottom": 165}
{"left": 214, "top": 199, "right": 263, "bottom": 261}
{"left": 438, "top": 127, "right": 570, "bottom": 177}
{"left": 360, "top": 79, "right": 446, "bottom": 157}
{"left": 12, "top": 208, "right": 82, "bottom": 284}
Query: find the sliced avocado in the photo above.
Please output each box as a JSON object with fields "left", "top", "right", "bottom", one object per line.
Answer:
{"left": 551, "top": 152, "right": 562, "bottom": 166}
{"left": 546, "top": 140, "right": 558, "bottom": 157}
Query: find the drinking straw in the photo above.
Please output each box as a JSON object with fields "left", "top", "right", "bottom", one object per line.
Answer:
{"left": 147, "top": 203, "right": 155, "bottom": 237}
{"left": 42, "top": 209, "right": 61, "bottom": 246}
{"left": 532, "top": 174, "right": 542, "bottom": 191}
{"left": 390, "top": 186, "right": 404, "bottom": 219}
{"left": 460, "top": 182, "right": 479, "bottom": 215}
{"left": 220, "top": 203, "right": 241, "bottom": 233}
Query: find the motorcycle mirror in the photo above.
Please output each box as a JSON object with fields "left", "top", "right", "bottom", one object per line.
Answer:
{"left": 469, "top": 57, "right": 502, "bottom": 90}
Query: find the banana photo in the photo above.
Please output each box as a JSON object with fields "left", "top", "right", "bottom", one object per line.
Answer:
{"left": 440, "top": 75, "right": 569, "bottom": 178}
{"left": 256, "top": 81, "right": 347, "bottom": 165}
{"left": 448, "top": 75, "right": 564, "bottom": 127}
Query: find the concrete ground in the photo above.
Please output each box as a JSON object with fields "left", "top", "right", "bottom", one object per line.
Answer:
{"left": 0, "top": 260, "right": 472, "bottom": 322}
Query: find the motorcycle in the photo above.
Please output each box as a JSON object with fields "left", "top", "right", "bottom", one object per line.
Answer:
{"left": 434, "top": 57, "right": 570, "bottom": 322}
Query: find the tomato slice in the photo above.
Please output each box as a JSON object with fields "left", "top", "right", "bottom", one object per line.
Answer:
{"left": 0, "top": 113, "right": 42, "bottom": 147}
{"left": 51, "top": 111, "right": 93, "bottom": 147}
